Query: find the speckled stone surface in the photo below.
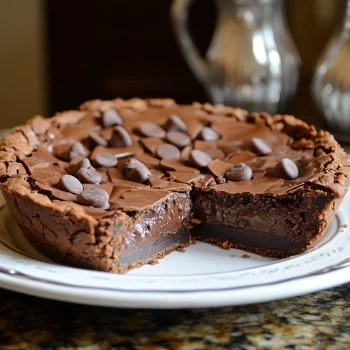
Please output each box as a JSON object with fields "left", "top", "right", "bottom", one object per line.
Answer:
{"left": 0, "top": 285, "right": 349, "bottom": 350}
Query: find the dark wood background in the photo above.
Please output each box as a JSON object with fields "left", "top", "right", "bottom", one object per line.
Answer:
{"left": 45, "top": 0, "right": 345, "bottom": 125}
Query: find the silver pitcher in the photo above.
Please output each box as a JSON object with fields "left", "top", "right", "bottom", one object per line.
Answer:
{"left": 171, "top": 0, "right": 300, "bottom": 114}
{"left": 312, "top": 0, "right": 350, "bottom": 143}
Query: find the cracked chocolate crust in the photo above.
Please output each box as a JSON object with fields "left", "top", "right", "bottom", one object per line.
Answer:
{"left": 0, "top": 97, "right": 349, "bottom": 272}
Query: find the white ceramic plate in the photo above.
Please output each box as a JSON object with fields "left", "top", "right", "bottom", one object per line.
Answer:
{"left": 0, "top": 192, "right": 349, "bottom": 309}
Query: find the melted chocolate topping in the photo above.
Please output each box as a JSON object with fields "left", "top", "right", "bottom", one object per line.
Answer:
{"left": 19, "top": 103, "right": 328, "bottom": 218}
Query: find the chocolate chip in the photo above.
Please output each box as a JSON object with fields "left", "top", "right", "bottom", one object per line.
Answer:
{"left": 124, "top": 158, "right": 151, "bottom": 183}
{"left": 167, "top": 131, "right": 191, "bottom": 148}
{"left": 58, "top": 174, "right": 83, "bottom": 194}
{"left": 126, "top": 166, "right": 151, "bottom": 184}
{"left": 125, "top": 158, "right": 150, "bottom": 173}
{"left": 251, "top": 137, "right": 272, "bottom": 156}
{"left": 55, "top": 142, "right": 88, "bottom": 161}
{"left": 188, "top": 150, "right": 212, "bottom": 168}
{"left": 70, "top": 142, "right": 88, "bottom": 160}
{"left": 88, "top": 132, "right": 108, "bottom": 147}
{"left": 77, "top": 167, "right": 102, "bottom": 184}
{"left": 77, "top": 188, "right": 110, "bottom": 209}
{"left": 68, "top": 157, "right": 91, "bottom": 176}
{"left": 199, "top": 127, "right": 219, "bottom": 141}
{"left": 164, "top": 114, "right": 187, "bottom": 132}
{"left": 109, "top": 126, "right": 132, "bottom": 147}
{"left": 156, "top": 144, "right": 180, "bottom": 160}
{"left": 102, "top": 108, "right": 123, "bottom": 128}
{"left": 114, "top": 151, "right": 136, "bottom": 159}
{"left": 274, "top": 158, "right": 299, "bottom": 180}
{"left": 180, "top": 145, "right": 192, "bottom": 161}
{"left": 119, "top": 157, "right": 139, "bottom": 173}
{"left": 225, "top": 163, "right": 253, "bottom": 181}
{"left": 139, "top": 123, "right": 166, "bottom": 139}
{"left": 94, "top": 153, "right": 118, "bottom": 168}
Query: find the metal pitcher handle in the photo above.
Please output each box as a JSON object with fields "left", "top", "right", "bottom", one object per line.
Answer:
{"left": 171, "top": 0, "right": 209, "bottom": 84}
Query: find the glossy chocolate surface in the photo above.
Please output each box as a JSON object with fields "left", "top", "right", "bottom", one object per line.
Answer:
{"left": 18, "top": 103, "right": 328, "bottom": 218}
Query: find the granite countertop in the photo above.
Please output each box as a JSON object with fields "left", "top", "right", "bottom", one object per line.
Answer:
{"left": 0, "top": 131, "right": 349, "bottom": 349}
{"left": 0, "top": 285, "right": 349, "bottom": 349}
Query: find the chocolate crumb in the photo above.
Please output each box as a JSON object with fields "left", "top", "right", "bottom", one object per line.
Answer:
{"left": 222, "top": 240, "right": 231, "bottom": 250}
{"left": 176, "top": 247, "right": 186, "bottom": 252}
{"left": 216, "top": 177, "right": 227, "bottom": 184}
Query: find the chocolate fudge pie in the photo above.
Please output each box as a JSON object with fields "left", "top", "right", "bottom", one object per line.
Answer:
{"left": 0, "top": 97, "right": 349, "bottom": 273}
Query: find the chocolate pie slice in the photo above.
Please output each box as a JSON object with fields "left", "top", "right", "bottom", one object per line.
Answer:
{"left": 0, "top": 97, "right": 349, "bottom": 273}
